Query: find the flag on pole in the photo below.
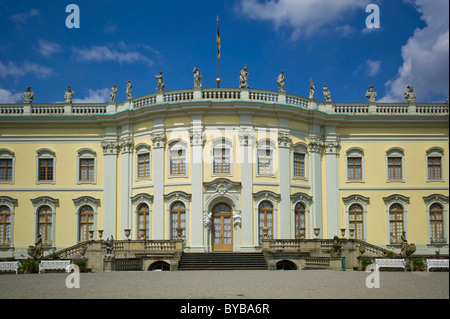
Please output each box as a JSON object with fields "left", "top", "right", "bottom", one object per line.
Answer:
{"left": 217, "top": 16, "right": 221, "bottom": 59}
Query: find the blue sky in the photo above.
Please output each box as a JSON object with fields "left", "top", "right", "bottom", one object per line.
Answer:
{"left": 0, "top": 0, "right": 448, "bottom": 104}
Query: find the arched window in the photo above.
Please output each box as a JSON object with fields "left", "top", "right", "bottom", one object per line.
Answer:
{"left": 294, "top": 202, "right": 306, "bottom": 239}
{"left": 389, "top": 204, "right": 404, "bottom": 244}
{"left": 138, "top": 203, "right": 150, "bottom": 239}
{"left": 38, "top": 205, "right": 53, "bottom": 246}
{"left": 171, "top": 202, "right": 186, "bottom": 240}
{"left": 349, "top": 204, "right": 364, "bottom": 240}
{"left": 0, "top": 205, "right": 11, "bottom": 246}
{"left": 258, "top": 201, "right": 273, "bottom": 242}
{"left": 430, "top": 203, "right": 444, "bottom": 243}
{"left": 169, "top": 141, "right": 187, "bottom": 176}
{"left": 79, "top": 205, "right": 94, "bottom": 242}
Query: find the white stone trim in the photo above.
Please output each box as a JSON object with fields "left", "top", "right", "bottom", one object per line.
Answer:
{"left": 73, "top": 196, "right": 100, "bottom": 242}
{"left": 345, "top": 147, "right": 365, "bottom": 183}
{"left": 76, "top": 148, "right": 97, "bottom": 184}
{"left": 0, "top": 196, "right": 17, "bottom": 247}
{"left": 386, "top": 147, "right": 405, "bottom": 183}
{"left": 31, "top": 196, "right": 59, "bottom": 247}
{"left": 425, "top": 147, "right": 445, "bottom": 182}
{"left": 35, "top": 148, "right": 56, "bottom": 184}
{"left": 135, "top": 143, "right": 152, "bottom": 181}
{"left": 291, "top": 142, "right": 309, "bottom": 181}
{"left": 383, "top": 194, "right": 410, "bottom": 245}
{"left": 423, "top": 194, "right": 449, "bottom": 245}
{"left": 0, "top": 148, "right": 15, "bottom": 185}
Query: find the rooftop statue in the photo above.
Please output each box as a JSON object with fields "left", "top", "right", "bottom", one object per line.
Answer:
{"left": 193, "top": 67, "right": 202, "bottom": 88}
{"left": 126, "top": 81, "right": 133, "bottom": 99}
{"left": 156, "top": 71, "right": 165, "bottom": 92}
{"left": 23, "top": 86, "right": 35, "bottom": 103}
{"left": 64, "top": 86, "right": 75, "bottom": 103}
{"left": 309, "top": 79, "right": 315, "bottom": 99}
{"left": 365, "top": 85, "right": 377, "bottom": 102}
{"left": 239, "top": 65, "right": 250, "bottom": 89}
{"left": 323, "top": 84, "right": 332, "bottom": 102}
{"left": 110, "top": 84, "right": 118, "bottom": 102}
{"left": 277, "top": 70, "right": 285, "bottom": 92}
{"left": 404, "top": 85, "right": 416, "bottom": 103}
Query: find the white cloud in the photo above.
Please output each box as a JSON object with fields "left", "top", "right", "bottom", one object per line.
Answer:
{"left": 0, "top": 61, "right": 53, "bottom": 79}
{"left": 38, "top": 39, "right": 63, "bottom": 58}
{"left": 9, "top": 9, "right": 40, "bottom": 24}
{"left": 237, "top": 0, "right": 370, "bottom": 39}
{"left": 380, "top": 0, "right": 449, "bottom": 102}
{"left": 72, "top": 44, "right": 154, "bottom": 66}
{"left": 366, "top": 60, "right": 382, "bottom": 77}
{"left": 0, "top": 88, "right": 22, "bottom": 103}
{"left": 73, "top": 88, "right": 110, "bottom": 103}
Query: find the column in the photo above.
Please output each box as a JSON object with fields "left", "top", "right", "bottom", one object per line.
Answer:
{"left": 324, "top": 126, "right": 341, "bottom": 239}
{"left": 309, "top": 125, "right": 323, "bottom": 238}
{"left": 189, "top": 115, "right": 205, "bottom": 251}
{"left": 101, "top": 134, "right": 118, "bottom": 239}
{"left": 278, "top": 130, "right": 292, "bottom": 239}
{"left": 239, "top": 123, "right": 255, "bottom": 250}
{"left": 119, "top": 134, "right": 133, "bottom": 239}
{"left": 151, "top": 125, "right": 166, "bottom": 240}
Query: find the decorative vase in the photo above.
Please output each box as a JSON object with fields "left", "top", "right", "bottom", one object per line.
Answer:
{"left": 340, "top": 228, "right": 346, "bottom": 238}
{"left": 124, "top": 229, "right": 131, "bottom": 240}
{"left": 98, "top": 230, "right": 104, "bottom": 240}
{"left": 314, "top": 228, "right": 320, "bottom": 238}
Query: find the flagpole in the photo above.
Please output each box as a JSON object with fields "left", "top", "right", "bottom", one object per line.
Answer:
{"left": 216, "top": 16, "right": 221, "bottom": 88}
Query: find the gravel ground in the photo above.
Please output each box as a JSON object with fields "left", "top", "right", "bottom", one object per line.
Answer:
{"left": 1, "top": 270, "right": 448, "bottom": 300}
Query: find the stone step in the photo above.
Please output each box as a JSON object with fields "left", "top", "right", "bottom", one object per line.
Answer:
{"left": 178, "top": 252, "right": 268, "bottom": 271}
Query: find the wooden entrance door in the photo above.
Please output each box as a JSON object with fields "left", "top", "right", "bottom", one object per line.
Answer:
{"left": 212, "top": 203, "right": 233, "bottom": 251}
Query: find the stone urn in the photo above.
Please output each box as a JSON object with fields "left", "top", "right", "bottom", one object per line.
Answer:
{"left": 314, "top": 228, "right": 320, "bottom": 238}
{"left": 124, "top": 229, "right": 131, "bottom": 240}
{"left": 176, "top": 227, "right": 184, "bottom": 240}
{"left": 359, "top": 244, "right": 366, "bottom": 254}
{"left": 139, "top": 229, "right": 146, "bottom": 240}
{"left": 98, "top": 230, "right": 104, "bottom": 240}
{"left": 262, "top": 227, "right": 270, "bottom": 239}
{"left": 349, "top": 229, "right": 355, "bottom": 239}
{"left": 340, "top": 228, "right": 346, "bottom": 238}
{"left": 299, "top": 228, "right": 305, "bottom": 239}
{"left": 408, "top": 243, "right": 416, "bottom": 255}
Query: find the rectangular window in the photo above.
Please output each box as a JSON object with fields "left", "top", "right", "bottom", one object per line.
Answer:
{"left": 258, "top": 149, "right": 273, "bottom": 175}
{"left": 388, "top": 157, "right": 402, "bottom": 181}
{"left": 79, "top": 158, "right": 95, "bottom": 181}
{"left": 213, "top": 148, "right": 230, "bottom": 174}
{"left": 293, "top": 152, "right": 305, "bottom": 177}
{"left": 170, "top": 149, "right": 186, "bottom": 175}
{"left": 427, "top": 157, "right": 442, "bottom": 180}
{"left": 39, "top": 159, "right": 54, "bottom": 181}
{"left": 138, "top": 153, "right": 150, "bottom": 178}
{"left": 0, "top": 159, "right": 13, "bottom": 181}
{"left": 347, "top": 157, "right": 362, "bottom": 180}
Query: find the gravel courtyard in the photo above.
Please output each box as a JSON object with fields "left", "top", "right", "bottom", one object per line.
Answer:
{"left": 1, "top": 270, "right": 448, "bottom": 299}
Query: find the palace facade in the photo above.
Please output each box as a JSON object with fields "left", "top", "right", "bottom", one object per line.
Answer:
{"left": 0, "top": 85, "right": 449, "bottom": 257}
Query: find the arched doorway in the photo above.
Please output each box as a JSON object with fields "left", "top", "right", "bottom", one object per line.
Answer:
{"left": 212, "top": 203, "right": 233, "bottom": 251}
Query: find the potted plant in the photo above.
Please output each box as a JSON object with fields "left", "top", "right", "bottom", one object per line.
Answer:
{"left": 360, "top": 257, "right": 373, "bottom": 271}
{"left": 72, "top": 257, "right": 88, "bottom": 272}
{"left": 20, "top": 258, "right": 39, "bottom": 274}
{"left": 412, "top": 258, "right": 425, "bottom": 271}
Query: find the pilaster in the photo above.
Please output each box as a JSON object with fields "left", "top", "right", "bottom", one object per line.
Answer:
{"left": 309, "top": 125, "right": 323, "bottom": 237}
{"left": 324, "top": 126, "right": 341, "bottom": 239}
{"left": 239, "top": 124, "right": 255, "bottom": 249}
{"left": 150, "top": 122, "right": 166, "bottom": 240}
{"left": 189, "top": 115, "right": 205, "bottom": 251}
{"left": 119, "top": 134, "right": 133, "bottom": 239}
{"left": 101, "top": 134, "right": 118, "bottom": 239}
{"left": 278, "top": 128, "right": 292, "bottom": 239}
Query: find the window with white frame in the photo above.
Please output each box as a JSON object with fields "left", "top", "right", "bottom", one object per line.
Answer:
{"left": 77, "top": 149, "right": 97, "bottom": 183}
{"left": 135, "top": 143, "right": 151, "bottom": 180}
{"left": 36, "top": 148, "right": 56, "bottom": 183}
{"left": 257, "top": 139, "right": 276, "bottom": 176}
{"left": 426, "top": 147, "right": 445, "bottom": 181}
{"left": 292, "top": 143, "right": 308, "bottom": 179}
{"left": 386, "top": 148, "right": 405, "bottom": 182}
{"left": 346, "top": 148, "right": 364, "bottom": 182}
{"left": 424, "top": 194, "right": 448, "bottom": 244}
{"left": 168, "top": 140, "right": 187, "bottom": 177}
{"left": 212, "top": 138, "right": 232, "bottom": 175}
{"left": 0, "top": 205, "right": 11, "bottom": 246}
{"left": 0, "top": 149, "right": 14, "bottom": 183}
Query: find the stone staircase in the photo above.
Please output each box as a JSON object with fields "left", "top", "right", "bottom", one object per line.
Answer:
{"left": 178, "top": 252, "right": 268, "bottom": 271}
